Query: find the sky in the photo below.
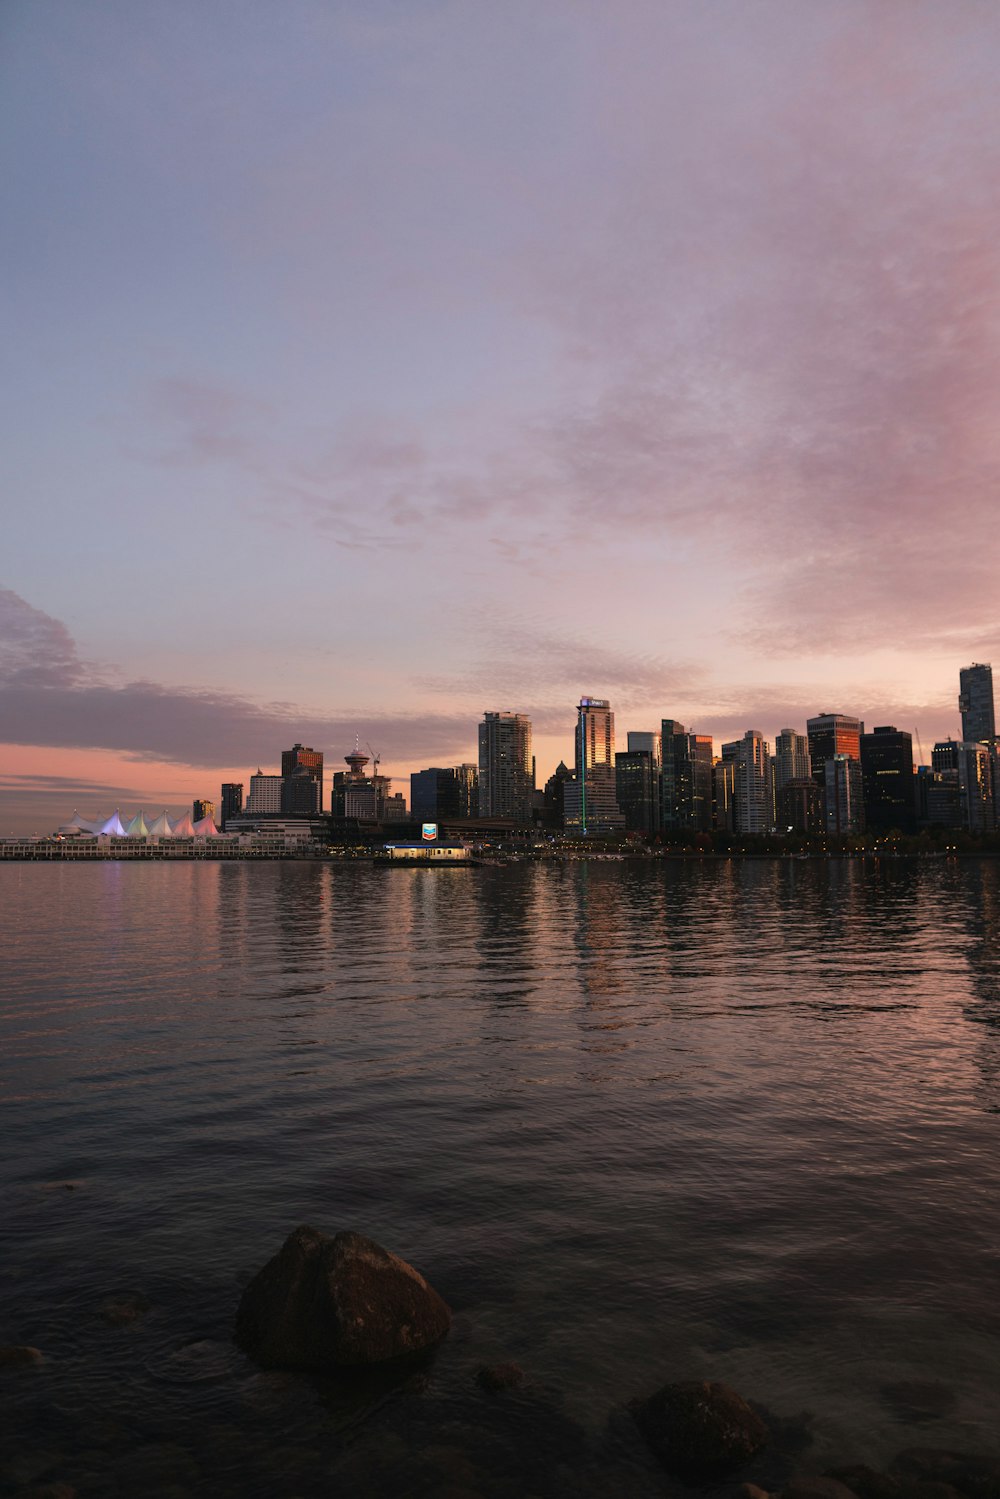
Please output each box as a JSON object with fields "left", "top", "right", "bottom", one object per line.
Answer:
{"left": 3, "top": 0, "right": 1000, "bottom": 833}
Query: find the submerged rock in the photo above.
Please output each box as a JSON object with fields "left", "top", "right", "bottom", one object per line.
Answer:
{"left": 631, "top": 1378, "right": 769, "bottom": 1482}
{"left": 235, "top": 1225, "right": 451, "bottom": 1370}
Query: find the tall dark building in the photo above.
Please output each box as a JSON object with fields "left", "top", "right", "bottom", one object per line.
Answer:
{"left": 615, "top": 749, "right": 659, "bottom": 833}
{"left": 220, "top": 782, "right": 243, "bottom": 830}
{"left": 959, "top": 663, "right": 995, "bottom": 744}
{"left": 411, "top": 765, "right": 479, "bottom": 822}
{"left": 281, "top": 743, "right": 324, "bottom": 812}
{"left": 478, "top": 713, "right": 534, "bottom": 821}
{"left": 282, "top": 764, "right": 322, "bottom": 814}
{"left": 193, "top": 798, "right": 215, "bottom": 823}
{"left": 542, "top": 761, "right": 573, "bottom": 829}
{"left": 563, "top": 698, "right": 624, "bottom": 831}
{"left": 807, "top": 713, "right": 863, "bottom": 782}
{"left": 660, "top": 722, "right": 711, "bottom": 832}
{"left": 860, "top": 726, "right": 915, "bottom": 832}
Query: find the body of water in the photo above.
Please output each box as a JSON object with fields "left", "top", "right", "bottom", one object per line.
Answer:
{"left": 3, "top": 859, "right": 1000, "bottom": 1497}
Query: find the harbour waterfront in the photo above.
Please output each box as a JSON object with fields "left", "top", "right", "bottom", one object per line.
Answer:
{"left": 3, "top": 859, "right": 1000, "bottom": 1496}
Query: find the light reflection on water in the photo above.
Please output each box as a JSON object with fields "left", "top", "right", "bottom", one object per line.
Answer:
{"left": 3, "top": 859, "right": 1000, "bottom": 1496}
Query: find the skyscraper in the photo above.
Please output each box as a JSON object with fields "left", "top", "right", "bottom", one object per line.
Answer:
{"left": 722, "top": 731, "right": 772, "bottom": 835}
{"left": 806, "top": 713, "right": 863, "bottom": 781}
{"left": 860, "top": 726, "right": 915, "bottom": 832}
{"left": 245, "top": 770, "right": 283, "bottom": 814}
{"left": 478, "top": 712, "right": 534, "bottom": 821}
{"left": 660, "top": 721, "right": 713, "bottom": 832}
{"left": 615, "top": 748, "right": 658, "bottom": 833}
{"left": 959, "top": 664, "right": 995, "bottom": 744}
{"left": 563, "top": 698, "right": 624, "bottom": 832}
{"left": 773, "top": 729, "right": 811, "bottom": 796}
{"left": 193, "top": 798, "right": 215, "bottom": 823}
{"left": 825, "top": 754, "right": 865, "bottom": 835}
{"left": 281, "top": 743, "right": 324, "bottom": 812}
{"left": 220, "top": 782, "right": 243, "bottom": 830}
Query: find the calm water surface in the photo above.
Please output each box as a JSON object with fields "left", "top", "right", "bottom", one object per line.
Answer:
{"left": 3, "top": 859, "right": 1000, "bottom": 1497}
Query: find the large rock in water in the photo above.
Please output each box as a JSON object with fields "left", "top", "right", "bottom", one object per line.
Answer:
{"left": 631, "top": 1379, "right": 769, "bottom": 1481}
{"left": 235, "top": 1225, "right": 451, "bottom": 1370}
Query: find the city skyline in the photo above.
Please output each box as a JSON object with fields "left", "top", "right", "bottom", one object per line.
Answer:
{"left": 5, "top": 4, "right": 1000, "bottom": 832}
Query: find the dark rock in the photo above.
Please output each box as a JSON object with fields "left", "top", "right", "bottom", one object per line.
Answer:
{"left": 235, "top": 1224, "right": 451, "bottom": 1369}
{"left": 783, "top": 1479, "right": 859, "bottom": 1499}
{"left": 475, "top": 1362, "right": 525, "bottom": 1392}
{"left": 828, "top": 1466, "right": 901, "bottom": 1499}
{"left": 631, "top": 1379, "right": 769, "bottom": 1482}
{"left": 0, "top": 1345, "right": 44, "bottom": 1369}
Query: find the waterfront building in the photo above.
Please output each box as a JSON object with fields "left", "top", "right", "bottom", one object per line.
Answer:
{"left": 773, "top": 730, "right": 811, "bottom": 797}
{"left": 220, "top": 783, "right": 243, "bottom": 829}
{"left": 722, "top": 732, "right": 772, "bottom": 835}
{"left": 824, "top": 754, "right": 865, "bottom": 835}
{"left": 860, "top": 726, "right": 915, "bottom": 832}
{"left": 660, "top": 722, "right": 713, "bottom": 833}
{"left": 542, "top": 761, "right": 573, "bottom": 829}
{"left": 959, "top": 664, "right": 995, "bottom": 744}
{"left": 615, "top": 748, "right": 658, "bottom": 834}
{"left": 713, "top": 758, "right": 735, "bottom": 832}
{"left": 563, "top": 698, "right": 624, "bottom": 832}
{"left": 245, "top": 771, "right": 283, "bottom": 814}
{"left": 935, "top": 739, "right": 995, "bottom": 831}
{"left": 477, "top": 712, "right": 535, "bottom": 822}
{"left": 807, "top": 713, "right": 863, "bottom": 781}
{"left": 281, "top": 743, "right": 324, "bottom": 812}
{"left": 411, "top": 764, "right": 479, "bottom": 822}
{"left": 330, "top": 745, "right": 404, "bottom": 821}
{"left": 193, "top": 799, "right": 215, "bottom": 823}
{"left": 282, "top": 764, "right": 322, "bottom": 814}
{"left": 776, "top": 777, "right": 824, "bottom": 834}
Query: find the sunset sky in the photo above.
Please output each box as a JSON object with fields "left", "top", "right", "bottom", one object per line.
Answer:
{"left": 4, "top": 1, "right": 1000, "bottom": 832}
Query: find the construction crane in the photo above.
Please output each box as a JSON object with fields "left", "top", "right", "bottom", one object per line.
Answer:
{"left": 366, "top": 743, "right": 381, "bottom": 777}
{"left": 914, "top": 728, "right": 927, "bottom": 767}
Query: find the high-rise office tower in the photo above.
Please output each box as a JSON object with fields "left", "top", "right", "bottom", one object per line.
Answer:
{"left": 220, "top": 783, "right": 243, "bottom": 830}
{"left": 281, "top": 743, "right": 324, "bottom": 812}
{"left": 627, "top": 731, "right": 661, "bottom": 761}
{"left": 660, "top": 721, "right": 714, "bottom": 832}
{"left": 721, "top": 731, "right": 772, "bottom": 835}
{"left": 478, "top": 712, "right": 535, "bottom": 821}
{"left": 245, "top": 770, "right": 283, "bottom": 814}
{"left": 193, "top": 798, "right": 215, "bottom": 823}
{"left": 411, "top": 764, "right": 479, "bottom": 822}
{"left": 860, "top": 726, "right": 915, "bottom": 832}
{"left": 282, "top": 765, "right": 322, "bottom": 814}
{"left": 564, "top": 698, "right": 624, "bottom": 832}
{"left": 773, "top": 729, "right": 811, "bottom": 796}
{"left": 807, "top": 713, "right": 863, "bottom": 782}
{"left": 935, "top": 739, "right": 995, "bottom": 831}
{"left": 615, "top": 748, "right": 659, "bottom": 833}
{"left": 959, "top": 664, "right": 995, "bottom": 744}
{"left": 825, "top": 754, "right": 865, "bottom": 834}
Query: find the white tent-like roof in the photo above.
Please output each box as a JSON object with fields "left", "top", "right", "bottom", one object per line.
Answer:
{"left": 59, "top": 811, "right": 101, "bottom": 835}
{"left": 146, "top": 810, "right": 173, "bottom": 836}
{"left": 100, "top": 810, "right": 128, "bottom": 836}
{"left": 171, "top": 813, "right": 195, "bottom": 836}
{"left": 125, "top": 810, "right": 150, "bottom": 838}
{"left": 192, "top": 815, "right": 219, "bottom": 836}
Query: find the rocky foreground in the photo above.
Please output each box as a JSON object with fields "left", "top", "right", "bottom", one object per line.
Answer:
{"left": 3, "top": 1225, "right": 999, "bottom": 1498}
